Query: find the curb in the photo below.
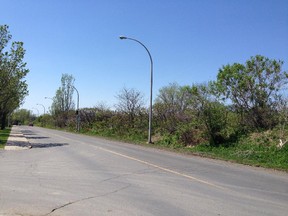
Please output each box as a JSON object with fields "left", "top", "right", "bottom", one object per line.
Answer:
{"left": 5, "top": 126, "right": 31, "bottom": 150}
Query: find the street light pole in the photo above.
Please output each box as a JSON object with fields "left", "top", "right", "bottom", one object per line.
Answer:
{"left": 32, "top": 107, "right": 39, "bottom": 116}
{"left": 119, "top": 36, "right": 153, "bottom": 144}
{"left": 44, "top": 97, "right": 54, "bottom": 115}
{"left": 36, "top": 103, "right": 46, "bottom": 115}
{"left": 72, "top": 86, "right": 80, "bottom": 132}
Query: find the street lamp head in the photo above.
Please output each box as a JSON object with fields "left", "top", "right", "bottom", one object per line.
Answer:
{"left": 119, "top": 36, "right": 127, "bottom": 40}
{"left": 45, "top": 97, "right": 53, "bottom": 101}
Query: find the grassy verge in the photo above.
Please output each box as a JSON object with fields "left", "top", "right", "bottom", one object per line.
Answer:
{"left": 0, "top": 128, "right": 11, "bottom": 149}
{"left": 82, "top": 129, "right": 147, "bottom": 145}
{"left": 184, "top": 143, "right": 288, "bottom": 171}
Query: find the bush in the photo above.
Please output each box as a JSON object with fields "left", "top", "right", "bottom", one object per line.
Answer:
{"left": 189, "top": 131, "right": 288, "bottom": 171}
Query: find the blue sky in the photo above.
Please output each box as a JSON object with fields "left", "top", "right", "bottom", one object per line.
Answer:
{"left": 1, "top": 0, "right": 288, "bottom": 114}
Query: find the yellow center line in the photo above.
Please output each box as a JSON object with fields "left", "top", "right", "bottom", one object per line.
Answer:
{"left": 97, "top": 146, "right": 225, "bottom": 190}
{"left": 43, "top": 130, "right": 225, "bottom": 189}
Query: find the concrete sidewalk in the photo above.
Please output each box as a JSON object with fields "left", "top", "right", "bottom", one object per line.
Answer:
{"left": 4, "top": 126, "right": 31, "bottom": 150}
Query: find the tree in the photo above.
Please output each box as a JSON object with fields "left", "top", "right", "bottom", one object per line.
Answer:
{"left": 154, "top": 83, "right": 196, "bottom": 146}
{"left": 155, "top": 82, "right": 193, "bottom": 113}
{"left": 214, "top": 55, "right": 288, "bottom": 131}
{"left": 51, "top": 73, "right": 75, "bottom": 127}
{"left": 115, "top": 87, "right": 145, "bottom": 127}
{"left": 154, "top": 83, "right": 193, "bottom": 133}
{"left": 11, "top": 109, "right": 32, "bottom": 125}
{"left": 0, "top": 25, "right": 29, "bottom": 129}
{"left": 190, "top": 84, "right": 240, "bottom": 146}
{"left": 154, "top": 83, "right": 240, "bottom": 146}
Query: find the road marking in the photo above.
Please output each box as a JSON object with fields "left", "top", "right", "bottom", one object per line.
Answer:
{"left": 97, "top": 146, "right": 225, "bottom": 189}
{"left": 39, "top": 130, "right": 224, "bottom": 189}
{"left": 27, "top": 127, "right": 288, "bottom": 208}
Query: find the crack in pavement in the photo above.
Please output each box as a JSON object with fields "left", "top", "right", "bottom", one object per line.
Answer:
{"left": 44, "top": 168, "right": 151, "bottom": 215}
{"left": 44, "top": 184, "right": 131, "bottom": 216}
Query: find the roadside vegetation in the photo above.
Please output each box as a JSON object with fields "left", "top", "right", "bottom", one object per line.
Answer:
{"left": 0, "top": 25, "right": 29, "bottom": 130}
{"left": 0, "top": 128, "right": 10, "bottom": 149}
{"left": 0, "top": 25, "right": 28, "bottom": 148}
{"left": 10, "top": 55, "right": 288, "bottom": 171}
{"left": 2, "top": 24, "right": 287, "bottom": 170}
{"left": 187, "top": 131, "right": 288, "bottom": 171}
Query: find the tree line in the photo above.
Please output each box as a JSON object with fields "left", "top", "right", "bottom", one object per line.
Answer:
{"left": 0, "top": 25, "right": 29, "bottom": 129}
{"left": 3, "top": 24, "right": 287, "bottom": 147}
{"left": 12, "top": 55, "right": 288, "bottom": 148}
{"left": 84, "top": 55, "right": 287, "bottom": 147}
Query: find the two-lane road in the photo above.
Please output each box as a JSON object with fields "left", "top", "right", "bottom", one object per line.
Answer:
{"left": 0, "top": 126, "right": 287, "bottom": 215}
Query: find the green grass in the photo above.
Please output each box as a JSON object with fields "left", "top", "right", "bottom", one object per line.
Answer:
{"left": 185, "top": 142, "right": 288, "bottom": 171}
{"left": 0, "top": 128, "right": 11, "bottom": 149}
{"left": 151, "top": 129, "right": 288, "bottom": 171}
{"left": 82, "top": 128, "right": 148, "bottom": 145}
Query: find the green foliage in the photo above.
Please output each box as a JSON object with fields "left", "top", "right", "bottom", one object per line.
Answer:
{"left": 174, "top": 122, "right": 207, "bottom": 147}
{"left": 153, "top": 83, "right": 203, "bottom": 146}
{"left": 155, "top": 134, "right": 184, "bottom": 149}
{"left": 154, "top": 83, "right": 241, "bottom": 147}
{"left": 34, "top": 114, "right": 55, "bottom": 127}
{"left": 155, "top": 83, "right": 192, "bottom": 113}
{"left": 51, "top": 74, "right": 75, "bottom": 127}
{"left": 0, "top": 128, "right": 10, "bottom": 149}
{"left": 214, "top": 55, "right": 287, "bottom": 131}
{"left": 0, "top": 25, "right": 29, "bottom": 129}
{"left": 190, "top": 83, "right": 240, "bottom": 146}
{"left": 35, "top": 55, "right": 288, "bottom": 170}
{"left": 188, "top": 128, "right": 288, "bottom": 170}
{"left": 11, "top": 109, "right": 32, "bottom": 125}
{"left": 76, "top": 103, "right": 148, "bottom": 143}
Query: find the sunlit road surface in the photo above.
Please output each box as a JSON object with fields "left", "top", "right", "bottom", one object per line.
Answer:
{"left": 0, "top": 126, "right": 287, "bottom": 216}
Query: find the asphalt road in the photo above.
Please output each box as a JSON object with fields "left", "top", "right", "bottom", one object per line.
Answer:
{"left": 0, "top": 126, "right": 288, "bottom": 216}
